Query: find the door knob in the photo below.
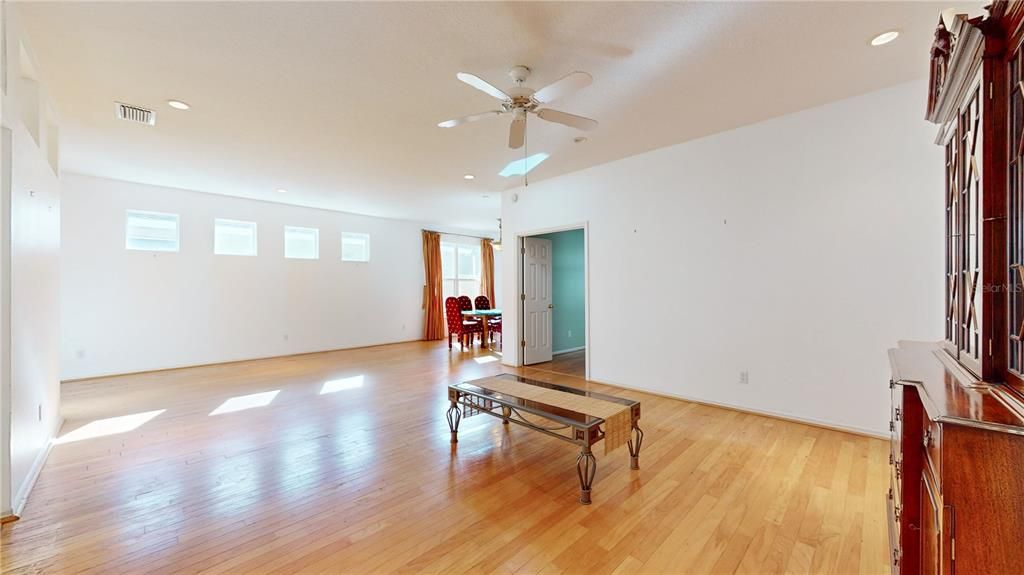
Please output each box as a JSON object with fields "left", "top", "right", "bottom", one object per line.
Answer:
{"left": 548, "top": 304, "right": 554, "bottom": 308}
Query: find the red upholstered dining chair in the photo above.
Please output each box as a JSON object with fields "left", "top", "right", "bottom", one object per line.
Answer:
{"left": 474, "top": 296, "right": 502, "bottom": 346}
{"left": 445, "top": 297, "right": 483, "bottom": 350}
{"left": 456, "top": 295, "right": 483, "bottom": 347}
{"left": 487, "top": 315, "right": 502, "bottom": 346}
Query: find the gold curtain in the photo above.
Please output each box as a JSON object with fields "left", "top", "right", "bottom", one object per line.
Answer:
{"left": 422, "top": 231, "right": 445, "bottom": 340}
{"left": 481, "top": 238, "right": 495, "bottom": 307}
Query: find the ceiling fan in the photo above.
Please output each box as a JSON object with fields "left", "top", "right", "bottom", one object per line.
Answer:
{"left": 438, "top": 65, "right": 598, "bottom": 149}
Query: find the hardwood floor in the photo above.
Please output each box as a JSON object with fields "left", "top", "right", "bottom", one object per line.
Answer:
{"left": 529, "top": 350, "right": 586, "bottom": 378}
{"left": 1, "top": 341, "right": 889, "bottom": 574}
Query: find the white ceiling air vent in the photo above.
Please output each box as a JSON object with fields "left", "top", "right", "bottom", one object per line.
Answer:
{"left": 115, "top": 102, "right": 156, "bottom": 126}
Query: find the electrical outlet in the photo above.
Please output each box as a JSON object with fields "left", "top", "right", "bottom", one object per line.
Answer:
{"left": 76, "top": 348, "right": 86, "bottom": 359}
{"left": 739, "top": 371, "right": 749, "bottom": 385}
{"left": 38, "top": 404, "right": 42, "bottom": 422}
{"left": 283, "top": 334, "right": 289, "bottom": 341}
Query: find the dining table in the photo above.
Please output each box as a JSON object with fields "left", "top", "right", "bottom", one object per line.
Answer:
{"left": 461, "top": 308, "right": 501, "bottom": 349}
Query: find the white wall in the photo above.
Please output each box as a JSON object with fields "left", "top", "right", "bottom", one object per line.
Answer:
{"left": 1, "top": 2, "right": 63, "bottom": 518}
{"left": 61, "top": 173, "right": 499, "bottom": 380}
{"left": 501, "top": 81, "right": 943, "bottom": 437}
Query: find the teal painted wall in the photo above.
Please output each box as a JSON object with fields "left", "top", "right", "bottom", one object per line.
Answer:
{"left": 536, "top": 229, "right": 585, "bottom": 353}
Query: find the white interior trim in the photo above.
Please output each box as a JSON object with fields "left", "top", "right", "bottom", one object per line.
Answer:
{"left": 591, "top": 377, "right": 888, "bottom": 440}
{"left": 514, "top": 222, "right": 590, "bottom": 379}
{"left": 553, "top": 346, "right": 586, "bottom": 356}
{"left": 10, "top": 417, "right": 61, "bottom": 517}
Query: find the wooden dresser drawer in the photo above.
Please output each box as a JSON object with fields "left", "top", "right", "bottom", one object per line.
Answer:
{"left": 887, "top": 494, "right": 901, "bottom": 575}
{"left": 922, "top": 417, "right": 941, "bottom": 483}
{"left": 889, "top": 466, "right": 901, "bottom": 521}
{"left": 920, "top": 470, "right": 942, "bottom": 575}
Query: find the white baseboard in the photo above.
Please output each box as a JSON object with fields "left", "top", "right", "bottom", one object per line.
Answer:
{"left": 62, "top": 339, "right": 424, "bottom": 382}
{"left": 11, "top": 417, "right": 62, "bottom": 518}
{"left": 552, "top": 346, "right": 585, "bottom": 356}
{"left": 586, "top": 378, "right": 889, "bottom": 440}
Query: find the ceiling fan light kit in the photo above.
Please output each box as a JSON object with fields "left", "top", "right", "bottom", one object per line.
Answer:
{"left": 439, "top": 65, "right": 599, "bottom": 150}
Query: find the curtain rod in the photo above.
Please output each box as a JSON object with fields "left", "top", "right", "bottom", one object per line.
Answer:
{"left": 422, "top": 229, "right": 495, "bottom": 241}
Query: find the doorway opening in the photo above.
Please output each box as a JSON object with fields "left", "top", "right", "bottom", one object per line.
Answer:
{"left": 519, "top": 226, "right": 587, "bottom": 378}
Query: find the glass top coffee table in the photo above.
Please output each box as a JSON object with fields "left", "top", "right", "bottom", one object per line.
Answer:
{"left": 447, "top": 373, "right": 643, "bottom": 505}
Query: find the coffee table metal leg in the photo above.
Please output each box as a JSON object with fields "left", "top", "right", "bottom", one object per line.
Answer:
{"left": 628, "top": 425, "right": 644, "bottom": 470}
{"left": 501, "top": 406, "right": 511, "bottom": 424}
{"left": 447, "top": 401, "right": 462, "bottom": 443}
{"left": 576, "top": 445, "right": 597, "bottom": 505}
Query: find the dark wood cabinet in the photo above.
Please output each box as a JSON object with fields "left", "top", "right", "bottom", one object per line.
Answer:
{"left": 890, "top": 7, "right": 1024, "bottom": 569}
{"left": 889, "top": 342, "right": 1024, "bottom": 574}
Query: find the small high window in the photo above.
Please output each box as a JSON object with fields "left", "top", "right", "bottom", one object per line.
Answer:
{"left": 341, "top": 232, "right": 370, "bottom": 262}
{"left": 214, "top": 219, "right": 258, "bottom": 256}
{"left": 284, "top": 226, "right": 319, "bottom": 259}
{"left": 125, "top": 210, "right": 179, "bottom": 252}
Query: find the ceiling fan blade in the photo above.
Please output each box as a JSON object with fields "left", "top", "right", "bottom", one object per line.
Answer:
{"left": 437, "top": 110, "right": 503, "bottom": 128}
{"left": 509, "top": 116, "right": 526, "bottom": 149}
{"left": 457, "top": 72, "right": 511, "bottom": 102}
{"left": 532, "top": 71, "right": 592, "bottom": 104}
{"left": 536, "top": 108, "right": 598, "bottom": 131}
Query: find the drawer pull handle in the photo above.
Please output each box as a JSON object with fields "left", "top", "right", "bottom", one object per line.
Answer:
{"left": 923, "top": 428, "right": 933, "bottom": 448}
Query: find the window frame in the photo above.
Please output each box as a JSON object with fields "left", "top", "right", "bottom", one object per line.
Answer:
{"left": 440, "top": 237, "right": 482, "bottom": 303}
{"left": 283, "top": 225, "right": 320, "bottom": 260}
{"left": 213, "top": 218, "right": 259, "bottom": 257}
{"left": 125, "top": 209, "right": 180, "bottom": 253}
{"left": 942, "top": 84, "right": 985, "bottom": 377}
{"left": 341, "top": 231, "right": 371, "bottom": 262}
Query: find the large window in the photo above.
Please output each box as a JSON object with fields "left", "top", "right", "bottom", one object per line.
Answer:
{"left": 125, "top": 210, "right": 179, "bottom": 252}
{"left": 441, "top": 239, "right": 481, "bottom": 302}
{"left": 341, "top": 232, "right": 370, "bottom": 262}
{"left": 214, "top": 219, "right": 258, "bottom": 256}
{"left": 284, "top": 226, "right": 319, "bottom": 259}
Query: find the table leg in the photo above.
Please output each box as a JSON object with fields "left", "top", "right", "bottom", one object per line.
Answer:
{"left": 481, "top": 316, "right": 489, "bottom": 349}
{"left": 576, "top": 445, "right": 597, "bottom": 505}
{"left": 446, "top": 401, "right": 462, "bottom": 443}
{"left": 501, "top": 405, "right": 511, "bottom": 425}
{"left": 628, "top": 424, "right": 644, "bottom": 470}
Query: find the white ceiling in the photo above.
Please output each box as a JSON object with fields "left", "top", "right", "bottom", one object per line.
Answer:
{"left": 19, "top": 1, "right": 980, "bottom": 231}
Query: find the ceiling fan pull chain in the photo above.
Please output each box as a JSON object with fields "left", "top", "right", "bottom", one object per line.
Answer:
{"left": 524, "top": 113, "right": 529, "bottom": 188}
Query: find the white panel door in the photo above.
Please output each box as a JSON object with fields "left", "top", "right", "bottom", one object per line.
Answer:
{"left": 523, "top": 236, "right": 553, "bottom": 365}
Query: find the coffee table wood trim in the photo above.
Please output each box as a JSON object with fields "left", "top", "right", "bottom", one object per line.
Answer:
{"left": 447, "top": 375, "right": 642, "bottom": 505}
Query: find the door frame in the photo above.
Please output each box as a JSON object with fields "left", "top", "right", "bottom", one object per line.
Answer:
{"left": 515, "top": 222, "right": 590, "bottom": 380}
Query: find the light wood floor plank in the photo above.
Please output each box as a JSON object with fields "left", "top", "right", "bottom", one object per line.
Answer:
{"left": 1, "top": 341, "right": 888, "bottom": 574}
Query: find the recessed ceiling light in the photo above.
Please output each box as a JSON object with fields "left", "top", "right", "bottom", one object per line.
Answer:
{"left": 464, "top": 174, "right": 475, "bottom": 180}
{"left": 276, "top": 188, "right": 288, "bottom": 194}
{"left": 870, "top": 30, "right": 899, "bottom": 46}
{"left": 167, "top": 100, "right": 190, "bottom": 110}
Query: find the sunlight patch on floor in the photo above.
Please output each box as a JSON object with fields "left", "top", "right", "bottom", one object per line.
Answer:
{"left": 54, "top": 410, "right": 166, "bottom": 444}
{"left": 209, "top": 390, "right": 280, "bottom": 415}
{"left": 320, "top": 375, "right": 364, "bottom": 394}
